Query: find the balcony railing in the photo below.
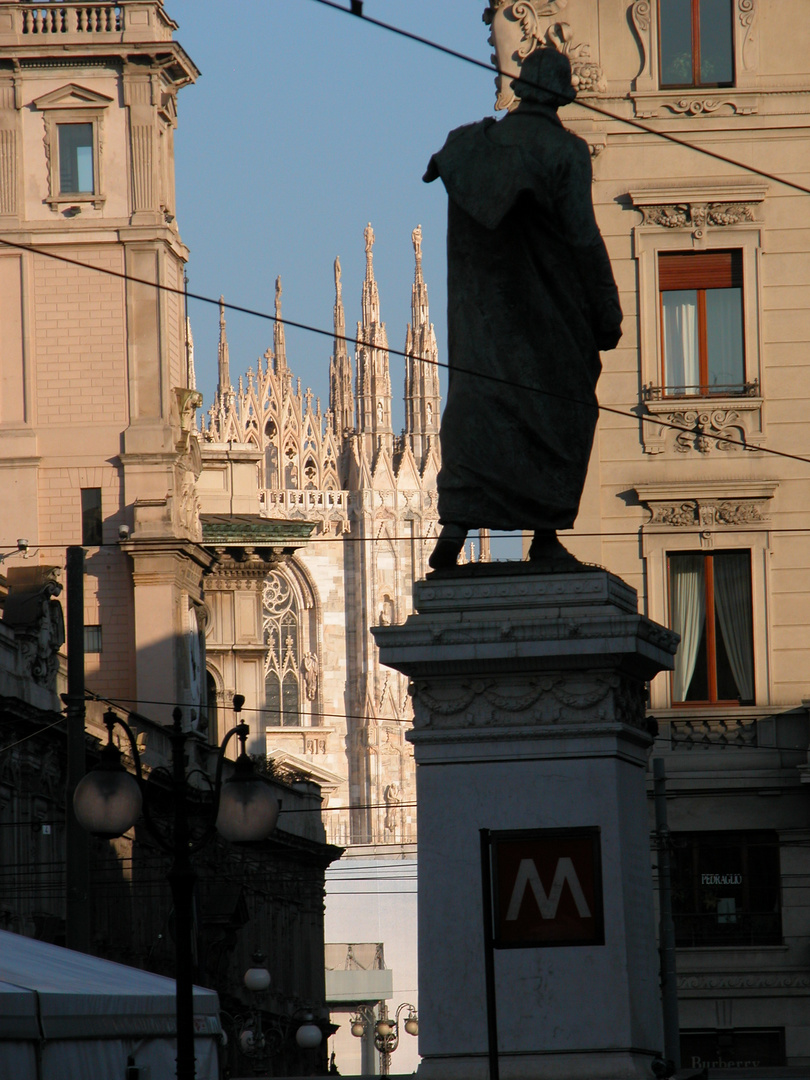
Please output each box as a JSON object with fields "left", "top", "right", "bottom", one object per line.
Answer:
{"left": 0, "top": 2, "right": 177, "bottom": 45}
{"left": 643, "top": 379, "right": 760, "bottom": 402}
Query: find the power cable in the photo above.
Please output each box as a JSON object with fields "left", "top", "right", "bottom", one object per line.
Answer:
{"left": 8, "top": 520, "right": 810, "bottom": 560}
{"left": 309, "top": 0, "right": 810, "bottom": 200}
{"left": 85, "top": 690, "right": 418, "bottom": 728}
{"left": 0, "top": 241, "right": 808, "bottom": 464}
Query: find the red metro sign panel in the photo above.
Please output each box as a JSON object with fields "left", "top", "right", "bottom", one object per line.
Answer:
{"left": 491, "top": 828, "right": 604, "bottom": 948}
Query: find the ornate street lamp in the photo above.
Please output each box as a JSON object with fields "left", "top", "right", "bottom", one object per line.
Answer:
{"left": 233, "top": 951, "right": 323, "bottom": 1075}
{"left": 73, "top": 696, "right": 279, "bottom": 1080}
{"left": 351, "top": 1002, "right": 418, "bottom": 1075}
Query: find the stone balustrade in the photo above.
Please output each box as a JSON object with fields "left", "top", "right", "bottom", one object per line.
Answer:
{"left": 0, "top": 2, "right": 176, "bottom": 46}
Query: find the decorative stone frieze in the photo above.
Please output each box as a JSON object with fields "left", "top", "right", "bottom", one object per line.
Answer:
{"left": 640, "top": 202, "right": 756, "bottom": 230}
{"left": 635, "top": 481, "right": 777, "bottom": 535}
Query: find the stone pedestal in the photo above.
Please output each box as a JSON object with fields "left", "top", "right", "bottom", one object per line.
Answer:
{"left": 373, "top": 566, "right": 678, "bottom": 1080}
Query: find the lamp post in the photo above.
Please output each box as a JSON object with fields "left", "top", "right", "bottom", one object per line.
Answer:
{"left": 351, "top": 1001, "right": 418, "bottom": 1075}
{"left": 73, "top": 696, "right": 279, "bottom": 1080}
{"left": 233, "top": 951, "right": 323, "bottom": 1076}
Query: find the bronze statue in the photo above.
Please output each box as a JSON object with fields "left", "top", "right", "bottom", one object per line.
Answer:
{"left": 424, "top": 48, "right": 622, "bottom": 570}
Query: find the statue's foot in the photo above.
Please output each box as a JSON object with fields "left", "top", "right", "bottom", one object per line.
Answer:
{"left": 527, "top": 530, "right": 583, "bottom": 571}
{"left": 429, "top": 524, "right": 468, "bottom": 570}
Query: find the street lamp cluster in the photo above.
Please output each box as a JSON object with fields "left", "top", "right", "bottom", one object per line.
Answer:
{"left": 351, "top": 1002, "right": 419, "bottom": 1074}
{"left": 231, "top": 952, "right": 322, "bottom": 1075}
{"left": 72, "top": 696, "right": 295, "bottom": 1080}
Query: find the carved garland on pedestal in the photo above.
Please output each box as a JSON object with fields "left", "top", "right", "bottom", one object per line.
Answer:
{"left": 411, "top": 673, "right": 648, "bottom": 729}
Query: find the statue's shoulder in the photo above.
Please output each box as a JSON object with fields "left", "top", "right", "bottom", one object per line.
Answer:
{"left": 424, "top": 118, "right": 497, "bottom": 184}
{"left": 443, "top": 117, "right": 497, "bottom": 148}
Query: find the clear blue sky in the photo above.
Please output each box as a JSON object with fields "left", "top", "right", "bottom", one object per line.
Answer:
{"left": 169, "top": 1, "right": 496, "bottom": 423}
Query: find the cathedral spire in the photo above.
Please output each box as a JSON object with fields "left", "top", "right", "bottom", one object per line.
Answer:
{"left": 361, "top": 222, "right": 381, "bottom": 328}
{"left": 404, "top": 225, "right": 441, "bottom": 468}
{"left": 329, "top": 256, "right": 354, "bottom": 439}
{"left": 355, "top": 224, "right": 392, "bottom": 455}
{"left": 273, "top": 276, "right": 288, "bottom": 375}
{"left": 217, "top": 295, "right": 231, "bottom": 394}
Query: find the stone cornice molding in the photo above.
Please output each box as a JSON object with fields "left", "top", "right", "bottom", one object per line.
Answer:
{"left": 375, "top": 569, "right": 677, "bottom": 684}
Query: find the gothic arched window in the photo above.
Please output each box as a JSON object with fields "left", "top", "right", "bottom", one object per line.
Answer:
{"left": 263, "top": 571, "right": 300, "bottom": 726}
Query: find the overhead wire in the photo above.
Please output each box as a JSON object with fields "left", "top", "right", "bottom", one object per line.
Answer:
{"left": 309, "top": 0, "right": 810, "bottom": 199}
{"left": 0, "top": 6, "right": 807, "bottom": 474}
{"left": 0, "top": 231, "right": 807, "bottom": 466}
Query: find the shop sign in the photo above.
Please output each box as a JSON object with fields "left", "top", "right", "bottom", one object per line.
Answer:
{"left": 700, "top": 873, "right": 742, "bottom": 886}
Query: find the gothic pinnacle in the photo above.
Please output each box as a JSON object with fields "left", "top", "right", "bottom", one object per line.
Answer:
{"left": 274, "top": 275, "right": 288, "bottom": 374}
{"left": 217, "top": 295, "right": 231, "bottom": 394}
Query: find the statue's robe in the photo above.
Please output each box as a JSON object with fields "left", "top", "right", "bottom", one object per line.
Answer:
{"left": 425, "top": 104, "right": 622, "bottom": 532}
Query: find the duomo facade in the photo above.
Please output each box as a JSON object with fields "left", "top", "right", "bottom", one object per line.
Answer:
{"left": 197, "top": 222, "right": 443, "bottom": 850}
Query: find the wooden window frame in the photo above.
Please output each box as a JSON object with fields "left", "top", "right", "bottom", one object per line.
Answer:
{"left": 667, "top": 549, "right": 754, "bottom": 707}
{"left": 658, "top": 0, "right": 735, "bottom": 90}
{"left": 658, "top": 249, "right": 746, "bottom": 398}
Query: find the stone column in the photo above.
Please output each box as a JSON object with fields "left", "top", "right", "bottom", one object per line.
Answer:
{"left": 373, "top": 566, "right": 678, "bottom": 1080}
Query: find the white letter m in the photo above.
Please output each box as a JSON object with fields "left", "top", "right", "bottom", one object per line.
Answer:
{"left": 505, "top": 857, "right": 591, "bottom": 921}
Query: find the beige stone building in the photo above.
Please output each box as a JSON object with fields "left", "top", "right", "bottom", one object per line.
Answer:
{"left": 490, "top": 0, "right": 810, "bottom": 1069}
{"left": 0, "top": 0, "right": 209, "bottom": 726}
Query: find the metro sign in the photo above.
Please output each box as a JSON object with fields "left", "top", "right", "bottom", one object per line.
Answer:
{"left": 490, "top": 828, "right": 604, "bottom": 948}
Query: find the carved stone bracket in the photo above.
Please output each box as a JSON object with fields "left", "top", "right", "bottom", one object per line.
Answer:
{"left": 641, "top": 394, "right": 764, "bottom": 455}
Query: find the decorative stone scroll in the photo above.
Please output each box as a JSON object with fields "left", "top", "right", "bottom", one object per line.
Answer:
{"left": 641, "top": 396, "right": 763, "bottom": 456}
{"left": 486, "top": 0, "right": 606, "bottom": 113}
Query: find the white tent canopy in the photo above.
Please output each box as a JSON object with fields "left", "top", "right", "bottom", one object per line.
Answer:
{"left": 0, "top": 930, "right": 220, "bottom": 1079}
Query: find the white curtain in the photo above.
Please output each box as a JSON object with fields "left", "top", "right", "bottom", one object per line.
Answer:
{"left": 662, "top": 290, "right": 699, "bottom": 393}
{"left": 671, "top": 555, "right": 706, "bottom": 701}
{"left": 714, "top": 554, "right": 754, "bottom": 701}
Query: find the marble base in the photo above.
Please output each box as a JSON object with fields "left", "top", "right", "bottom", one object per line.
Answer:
{"left": 373, "top": 566, "right": 678, "bottom": 1080}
